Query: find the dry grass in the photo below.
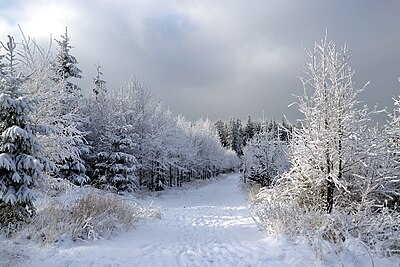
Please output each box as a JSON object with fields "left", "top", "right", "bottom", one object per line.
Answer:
{"left": 243, "top": 182, "right": 261, "bottom": 205}
{"left": 0, "top": 191, "right": 161, "bottom": 266}
{"left": 0, "top": 242, "right": 29, "bottom": 267}
{"left": 252, "top": 186, "right": 400, "bottom": 259}
{"left": 26, "top": 192, "right": 161, "bottom": 244}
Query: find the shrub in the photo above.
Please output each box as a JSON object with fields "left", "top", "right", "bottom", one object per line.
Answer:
{"left": 25, "top": 192, "right": 160, "bottom": 244}
{"left": 252, "top": 187, "right": 400, "bottom": 258}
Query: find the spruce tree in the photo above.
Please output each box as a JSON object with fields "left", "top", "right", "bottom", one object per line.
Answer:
{"left": 243, "top": 115, "right": 255, "bottom": 146}
{"left": 93, "top": 124, "right": 138, "bottom": 193}
{"left": 53, "top": 27, "right": 88, "bottom": 185}
{"left": 235, "top": 118, "right": 243, "bottom": 155}
{"left": 227, "top": 118, "right": 243, "bottom": 156}
{"left": 54, "top": 27, "right": 82, "bottom": 95}
{"left": 0, "top": 36, "right": 49, "bottom": 228}
{"left": 214, "top": 119, "right": 228, "bottom": 147}
{"left": 92, "top": 62, "right": 106, "bottom": 100}
{"left": 86, "top": 68, "right": 138, "bottom": 192}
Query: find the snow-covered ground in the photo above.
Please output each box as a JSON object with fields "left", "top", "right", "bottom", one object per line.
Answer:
{"left": 16, "top": 173, "right": 398, "bottom": 266}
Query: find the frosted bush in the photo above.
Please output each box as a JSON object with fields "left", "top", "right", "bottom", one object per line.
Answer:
{"left": 25, "top": 192, "right": 160, "bottom": 244}
{"left": 247, "top": 34, "right": 400, "bottom": 262}
{"left": 253, "top": 187, "right": 400, "bottom": 258}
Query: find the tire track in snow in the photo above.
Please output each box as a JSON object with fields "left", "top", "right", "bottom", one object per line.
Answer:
{"left": 164, "top": 173, "right": 278, "bottom": 267}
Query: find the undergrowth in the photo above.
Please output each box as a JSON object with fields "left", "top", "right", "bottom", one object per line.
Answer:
{"left": 248, "top": 185, "right": 400, "bottom": 265}
{"left": 25, "top": 193, "right": 161, "bottom": 244}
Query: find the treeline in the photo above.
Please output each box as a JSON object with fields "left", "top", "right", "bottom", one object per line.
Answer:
{"left": 213, "top": 116, "right": 292, "bottom": 187}
{"left": 214, "top": 116, "right": 292, "bottom": 156}
{"left": 0, "top": 29, "right": 240, "bottom": 227}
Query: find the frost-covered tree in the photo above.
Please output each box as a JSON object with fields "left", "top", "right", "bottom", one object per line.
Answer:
{"left": 243, "top": 115, "right": 255, "bottom": 146}
{"left": 190, "top": 118, "right": 240, "bottom": 179}
{"left": 16, "top": 33, "right": 88, "bottom": 186}
{"left": 242, "top": 129, "right": 289, "bottom": 186}
{"left": 93, "top": 124, "right": 138, "bottom": 193}
{"left": 83, "top": 68, "right": 138, "bottom": 192}
{"left": 385, "top": 92, "right": 400, "bottom": 209}
{"left": 227, "top": 118, "right": 243, "bottom": 156}
{"left": 84, "top": 63, "right": 109, "bottom": 163}
{"left": 279, "top": 117, "right": 292, "bottom": 142}
{"left": 278, "top": 35, "right": 385, "bottom": 213}
{"left": 92, "top": 62, "right": 106, "bottom": 100}
{"left": 119, "top": 79, "right": 162, "bottom": 188}
{"left": 106, "top": 78, "right": 240, "bottom": 190}
{"left": 0, "top": 36, "right": 50, "bottom": 226}
{"left": 51, "top": 27, "right": 88, "bottom": 185}
{"left": 254, "top": 36, "right": 399, "bottom": 256}
{"left": 214, "top": 119, "right": 228, "bottom": 147}
{"left": 53, "top": 27, "right": 82, "bottom": 95}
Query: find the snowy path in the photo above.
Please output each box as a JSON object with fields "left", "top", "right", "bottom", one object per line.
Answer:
{"left": 29, "top": 173, "right": 296, "bottom": 267}
{"left": 26, "top": 173, "right": 399, "bottom": 267}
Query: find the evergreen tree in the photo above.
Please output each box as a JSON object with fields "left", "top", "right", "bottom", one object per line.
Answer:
{"left": 93, "top": 124, "right": 138, "bottom": 193}
{"left": 252, "top": 120, "right": 262, "bottom": 136}
{"left": 52, "top": 27, "right": 88, "bottom": 185}
{"left": 227, "top": 118, "right": 243, "bottom": 156}
{"left": 214, "top": 119, "right": 228, "bottom": 147}
{"left": 243, "top": 115, "right": 255, "bottom": 146}
{"left": 122, "top": 79, "right": 161, "bottom": 188}
{"left": 279, "top": 117, "right": 292, "bottom": 142}
{"left": 53, "top": 27, "right": 82, "bottom": 95}
{"left": 0, "top": 36, "right": 50, "bottom": 227}
{"left": 236, "top": 118, "right": 243, "bottom": 155}
{"left": 92, "top": 62, "right": 106, "bottom": 100}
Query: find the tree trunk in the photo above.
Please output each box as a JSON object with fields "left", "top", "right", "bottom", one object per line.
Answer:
{"left": 169, "top": 165, "right": 172, "bottom": 187}
{"left": 327, "top": 179, "right": 334, "bottom": 213}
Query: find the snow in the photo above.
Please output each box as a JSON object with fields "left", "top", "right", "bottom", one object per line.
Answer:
{"left": 17, "top": 173, "right": 399, "bottom": 266}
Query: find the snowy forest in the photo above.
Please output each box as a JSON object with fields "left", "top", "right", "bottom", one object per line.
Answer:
{"left": 0, "top": 27, "right": 399, "bottom": 266}
{"left": 0, "top": 28, "right": 240, "bottom": 198}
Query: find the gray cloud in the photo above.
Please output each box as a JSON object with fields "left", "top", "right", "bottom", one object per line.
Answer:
{"left": 0, "top": 0, "right": 399, "bottom": 122}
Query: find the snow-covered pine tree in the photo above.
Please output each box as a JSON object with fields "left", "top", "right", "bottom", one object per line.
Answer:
{"left": 52, "top": 27, "right": 88, "bottom": 185}
{"left": 92, "top": 62, "right": 106, "bottom": 100}
{"left": 214, "top": 119, "right": 228, "bottom": 147}
{"left": 0, "top": 36, "right": 50, "bottom": 228}
{"left": 227, "top": 118, "right": 243, "bottom": 156}
{"left": 87, "top": 71, "right": 139, "bottom": 192}
{"left": 83, "top": 63, "right": 109, "bottom": 182}
{"left": 93, "top": 124, "right": 138, "bottom": 193}
{"left": 16, "top": 33, "right": 88, "bottom": 187}
{"left": 279, "top": 117, "right": 292, "bottom": 142}
{"left": 151, "top": 110, "right": 188, "bottom": 190}
{"left": 236, "top": 118, "right": 243, "bottom": 155}
{"left": 53, "top": 27, "right": 82, "bottom": 95}
{"left": 243, "top": 115, "right": 255, "bottom": 146}
{"left": 118, "top": 78, "right": 168, "bottom": 189}
{"left": 119, "top": 79, "right": 152, "bottom": 188}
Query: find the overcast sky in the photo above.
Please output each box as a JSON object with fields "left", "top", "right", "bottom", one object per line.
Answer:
{"left": 0, "top": 0, "right": 399, "bottom": 122}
